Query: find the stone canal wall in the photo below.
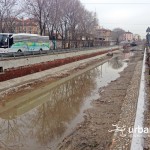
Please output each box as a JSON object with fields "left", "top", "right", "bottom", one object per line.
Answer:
{"left": 0, "top": 47, "right": 119, "bottom": 82}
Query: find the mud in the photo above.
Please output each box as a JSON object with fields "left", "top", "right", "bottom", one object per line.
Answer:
{"left": 58, "top": 51, "right": 143, "bottom": 150}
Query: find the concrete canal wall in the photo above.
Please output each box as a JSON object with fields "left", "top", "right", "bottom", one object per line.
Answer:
{"left": 0, "top": 46, "right": 119, "bottom": 82}
{"left": 0, "top": 53, "right": 109, "bottom": 93}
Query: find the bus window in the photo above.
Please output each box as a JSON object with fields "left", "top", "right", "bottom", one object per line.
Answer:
{"left": 0, "top": 35, "right": 8, "bottom": 48}
{"left": 0, "top": 34, "right": 13, "bottom": 48}
{"left": 9, "top": 35, "right": 14, "bottom": 47}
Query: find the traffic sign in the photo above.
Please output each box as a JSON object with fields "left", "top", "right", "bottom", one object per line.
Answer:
{"left": 146, "top": 27, "right": 150, "bottom": 32}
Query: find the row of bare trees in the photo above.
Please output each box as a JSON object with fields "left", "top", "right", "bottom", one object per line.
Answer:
{"left": 0, "top": 0, "right": 99, "bottom": 41}
{"left": 24, "top": 0, "right": 98, "bottom": 40}
{"left": 0, "top": 0, "right": 22, "bottom": 32}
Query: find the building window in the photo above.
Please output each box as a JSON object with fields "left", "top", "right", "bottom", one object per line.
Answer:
{"left": 0, "top": 67, "right": 3, "bottom": 73}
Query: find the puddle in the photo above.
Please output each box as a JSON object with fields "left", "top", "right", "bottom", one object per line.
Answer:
{"left": 0, "top": 56, "right": 128, "bottom": 150}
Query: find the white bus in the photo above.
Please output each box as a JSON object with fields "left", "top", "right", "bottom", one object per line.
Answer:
{"left": 0, "top": 33, "right": 50, "bottom": 53}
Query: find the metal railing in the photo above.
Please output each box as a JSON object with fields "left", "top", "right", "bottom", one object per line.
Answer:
{"left": 0, "top": 46, "right": 118, "bottom": 60}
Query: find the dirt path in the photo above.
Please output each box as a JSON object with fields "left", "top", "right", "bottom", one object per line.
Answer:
{"left": 57, "top": 51, "right": 143, "bottom": 150}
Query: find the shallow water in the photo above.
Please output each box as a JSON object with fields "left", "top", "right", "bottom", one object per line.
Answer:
{"left": 0, "top": 56, "right": 128, "bottom": 150}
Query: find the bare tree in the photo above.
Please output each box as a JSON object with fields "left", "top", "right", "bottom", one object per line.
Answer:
{"left": 22, "top": 0, "right": 100, "bottom": 48}
{"left": 46, "top": 0, "right": 86, "bottom": 48}
{"left": 65, "top": 0, "right": 83, "bottom": 41}
{"left": 112, "top": 28, "right": 125, "bottom": 44}
{"left": 45, "top": 0, "right": 59, "bottom": 38}
{"left": 24, "top": 0, "right": 47, "bottom": 35}
{"left": 79, "top": 10, "right": 98, "bottom": 39}
{"left": 57, "top": 0, "right": 89, "bottom": 48}
{"left": 0, "top": 0, "right": 20, "bottom": 33}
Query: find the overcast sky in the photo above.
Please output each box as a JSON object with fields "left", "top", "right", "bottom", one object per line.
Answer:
{"left": 80, "top": 0, "right": 150, "bottom": 38}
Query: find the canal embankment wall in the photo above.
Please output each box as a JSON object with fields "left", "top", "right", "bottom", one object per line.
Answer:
{"left": 0, "top": 46, "right": 120, "bottom": 82}
{"left": 0, "top": 46, "right": 121, "bottom": 94}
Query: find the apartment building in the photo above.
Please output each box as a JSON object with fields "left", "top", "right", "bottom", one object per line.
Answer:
{"left": 119, "top": 31, "right": 133, "bottom": 42}
{"left": 95, "top": 28, "right": 112, "bottom": 41}
{"left": 14, "top": 18, "right": 39, "bottom": 34}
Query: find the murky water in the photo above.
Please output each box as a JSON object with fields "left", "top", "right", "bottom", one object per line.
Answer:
{"left": 0, "top": 56, "right": 128, "bottom": 150}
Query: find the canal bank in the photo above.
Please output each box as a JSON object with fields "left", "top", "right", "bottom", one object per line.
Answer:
{"left": 0, "top": 49, "right": 120, "bottom": 99}
{"left": 0, "top": 46, "right": 119, "bottom": 82}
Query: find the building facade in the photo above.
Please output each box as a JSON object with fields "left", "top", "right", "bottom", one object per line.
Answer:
{"left": 133, "top": 34, "right": 141, "bottom": 41}
{"left": 95, "top": 28, "right": 112, "bottom": 41}
{"left": 14, "top": 18, "right": 39, "bottom": 34}
{"left": 119, "top": 31, "right": 133, "bottom": 42}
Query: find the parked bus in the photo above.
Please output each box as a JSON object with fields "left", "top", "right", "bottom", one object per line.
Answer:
{"left": 0, "top": 33, "right": 50, "bottom": 53}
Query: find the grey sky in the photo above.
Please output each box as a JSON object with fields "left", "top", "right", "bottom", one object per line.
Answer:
{"left": 80, "top": 0, "right": 150, "bottom": 38}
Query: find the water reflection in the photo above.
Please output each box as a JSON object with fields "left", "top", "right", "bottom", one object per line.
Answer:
{"left": 108, "top": 56, "right": 123, "bottom": 69}
{"left": 123, "top": 52, "right": 134, "bottom": 61}
{"left": 0, "top": 69, "right": 98, "bottom": 150}
{"left": 0, "top": 57, "right": 127, "bottom": 150}
{"left": 26, "top": 72, "right": 97, "bottom": 146}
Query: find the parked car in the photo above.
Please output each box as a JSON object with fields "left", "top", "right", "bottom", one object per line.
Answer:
{"left": 130, "top": 42, "right": 137, "bottom": 46}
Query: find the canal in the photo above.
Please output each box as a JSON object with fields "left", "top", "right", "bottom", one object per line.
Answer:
{"left": 0, "top": 55, "right": 128, "bottom": 150}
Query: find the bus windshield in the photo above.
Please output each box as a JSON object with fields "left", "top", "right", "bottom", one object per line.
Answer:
{"left": 0, "top": 35, "right": 8, "bottom": 48}
{"left": 0, "top": 34, "right": 13, "bottom": 48}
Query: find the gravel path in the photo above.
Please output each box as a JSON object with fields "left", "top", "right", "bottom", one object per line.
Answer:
{"left": 57, "top": 51, "right": 143, "bottom": 150}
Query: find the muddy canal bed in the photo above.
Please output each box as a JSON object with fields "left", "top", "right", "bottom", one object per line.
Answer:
{"left": 0, "top": 52, "right": 142, "bottom": 150}
{"left": 58, "top": 52, "right": 143, "bottom": 150}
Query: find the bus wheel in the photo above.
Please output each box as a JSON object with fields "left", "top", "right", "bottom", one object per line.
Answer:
{"left": 18, "top": 49, "right": 22, "bottom": 52}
